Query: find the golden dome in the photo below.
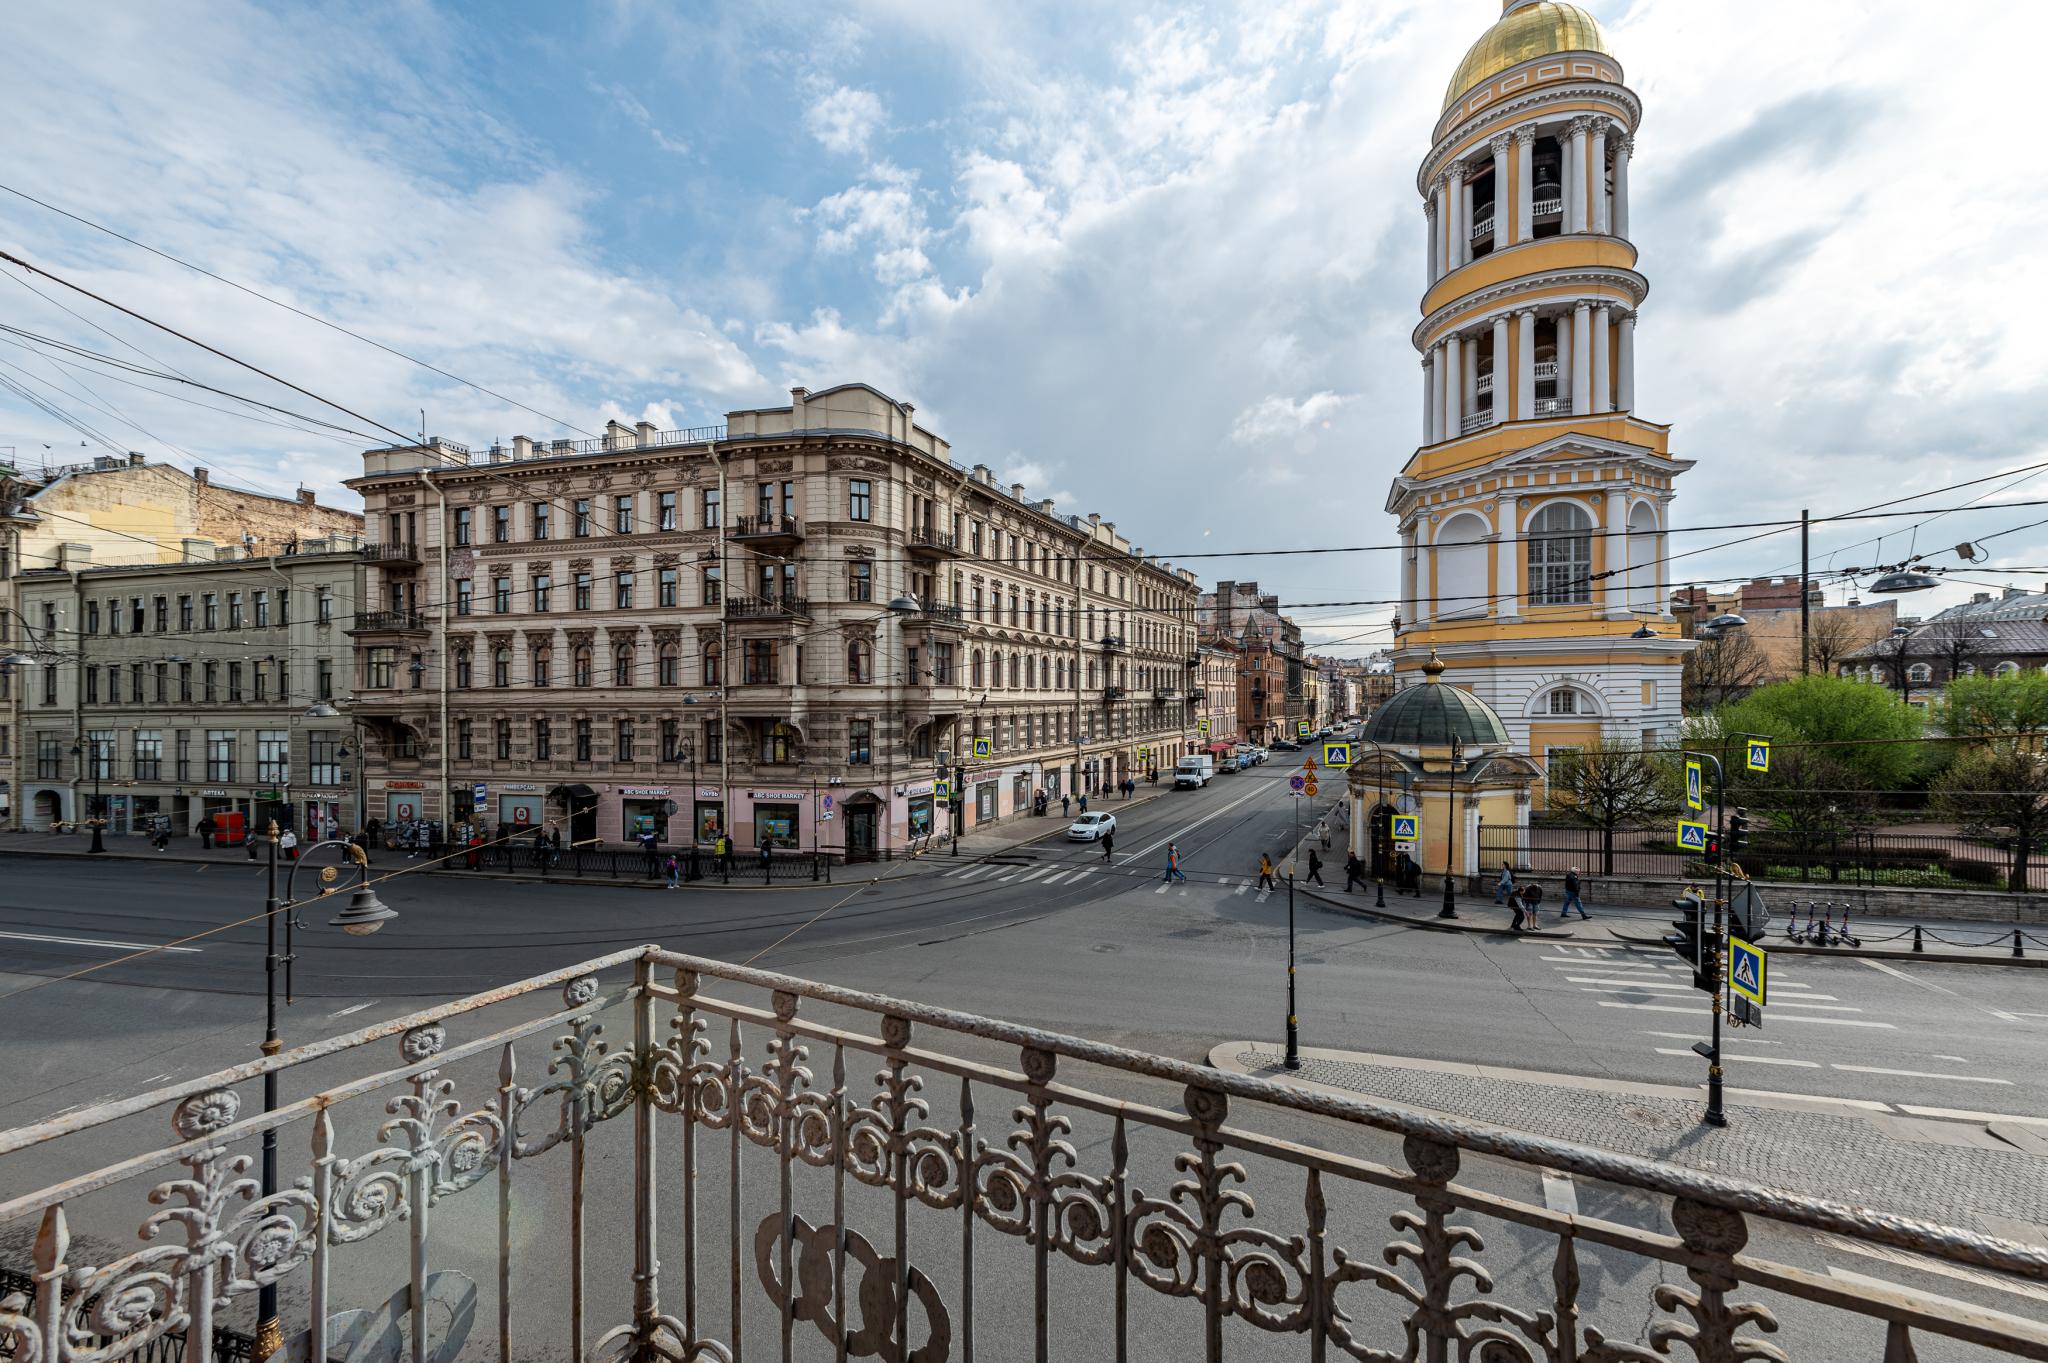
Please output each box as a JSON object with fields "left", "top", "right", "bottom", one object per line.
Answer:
{"left": 1443, "top": 2, "right": 1611, "bottom": 113}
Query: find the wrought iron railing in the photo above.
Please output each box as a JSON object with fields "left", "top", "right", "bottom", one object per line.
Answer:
{"left": 731, "top": 514, "right": 804, "bottom": 540}
{"left": 346, "top": 609, "right": 429, "bottom": 632}
{"left": 4, "top": 948, "right": 2046, "bottom": 1362}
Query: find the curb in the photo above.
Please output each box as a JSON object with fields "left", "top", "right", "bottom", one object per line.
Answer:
{"left": 1606, "top": 929, "right": 2048, "bottom": 968}
{"left": 1299, "top": 885, "right": 1576, "bottom": 940}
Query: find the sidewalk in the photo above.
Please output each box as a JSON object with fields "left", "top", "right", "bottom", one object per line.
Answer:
{"left": 942, "top": 783, "right": 1178, "bottom": 862}
{"left": 1210, "top": 1042, "right": 2048, "bottom": 1237}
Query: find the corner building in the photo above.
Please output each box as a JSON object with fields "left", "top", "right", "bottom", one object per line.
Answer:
{"left": 1390, "top": 1, "right": 1690, "bottom": 772}
{"left": 346, "top": 385, "right": 1200, "bottom": 856}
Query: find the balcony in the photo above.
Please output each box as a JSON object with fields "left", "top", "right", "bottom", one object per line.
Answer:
{"left": 1534, "top": 396, "right": 1574, "bottom": 417}
{"left": 1461, "top": 410, "right": 1492, "bottom": 435}
{"left": 362, "top": 541, "right": 420, "bottom": 566}
{"left": 729, "top": 513, "right": 804, "bottom": 549}
{"left": 1103, "top": 685, "right": 1127, "bottom": 701}
{"left": 1470, "top": 213, "right": 1494, "bottom": 241}
{"left": 906, "top": 525, "right": 963, "bottom": 558}
{"left": 4, "top": 945, "right": 2028, "bottom": 1363}
{"left": 1153, "top": 687, "right": 1181, "bottom": 701}
{"left": 1100, "top": 635, "right": 1127, "bottom": 654}
{"left": 913, "top": 603, "right": 967, "bottom": 631}
{"left": 1533, "top": 195, "right": 1563, "bottom": 218}
{"left": 1533, "top": 359, "right": 1558, "bottom": 380}
{"left": 345, "top": 609, "right": 430, "bottom": 635}
{"left": 727, "top": 594, "right": 811, "bottom": 620}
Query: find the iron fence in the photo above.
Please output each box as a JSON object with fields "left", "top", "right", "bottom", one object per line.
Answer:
{"left": 1487, "top": 822, "right": 2048, "bottom": 891}
{"left": 3, "top": 946, "right": 2045, "bottom": 1362}
{"left": 0, "top": 1268, "right": 253, "bottom": 1362}
{"left": 458, "top": 842, "right": 831, "bottom": 883}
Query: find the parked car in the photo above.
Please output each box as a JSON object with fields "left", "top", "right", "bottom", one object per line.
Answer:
{"left": 1218, "top": 754, "right": 1242, "bottom": 773}
{"left": 1067, "top": 811, "right": 1118, "bottom": 841}
{"left": 1272, "top": 739, "right": 1300, "bottom": 751}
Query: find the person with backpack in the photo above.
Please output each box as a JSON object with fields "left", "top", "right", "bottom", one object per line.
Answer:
{"left": 664, "top": 853, "right": 681, "bottom": 889}
{"left": 1305, "top": 848, "right": 1325, "bottom": 886}
{"left": 1164, "top": 841, "right": 1186, "bottom": 883}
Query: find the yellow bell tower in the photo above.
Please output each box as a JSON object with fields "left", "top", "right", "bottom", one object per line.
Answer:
{"left": 1389, "top": 0, "right": 1691, "bottom": 770}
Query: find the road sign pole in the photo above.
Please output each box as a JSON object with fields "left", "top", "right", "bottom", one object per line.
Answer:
{"left": 1694, "top": 749, "right": 1730, "bottom": 1128}
{"left": 1285, "top": 871, "right": 1300, "bottom": 1070}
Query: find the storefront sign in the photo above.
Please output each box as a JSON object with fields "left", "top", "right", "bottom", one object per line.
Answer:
{"left": 200, "top": 788, "right": 229, "bottom": 797}
{"left": 386, "top": 780, "right": 425, "bottom": 790}
{"left": 697, "top": 787, "right": 722, "bottom": 798}
{"left": 501, "top": 783, "right": 538, "bottom": 793}
{"left": 750, "top": 790, "right": 806, "bottom": 801}
{"left": 622, "top": 786, "right": 672, "bottom": 796}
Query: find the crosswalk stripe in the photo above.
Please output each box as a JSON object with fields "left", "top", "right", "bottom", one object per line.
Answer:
{"left": 1234, "top": 883, "right": 1250, "bottom": 897}
{"left": 1597, "top": 1002, "right": 1703, "bottom": 1015}
{"left": 1831, "top": 1064, "right": 2010, "bottom": 1085}
{"left": 1154, "top": 884, "right": 1170, "bottom": 895}
{"left": 942, "top": 865, "right": 971, "bottom": 878}
{"left": 961, "top": 865, "right": 994, "bottom": 880}
{"left": 1654, "top": 1047, "right": 1818, "bottom": 1068}
{"left": 996, "top": 869, "right": 1022, "bottom": 881}
{"left": 1040, "top": 871, "right": 1070, "bottom": 885}
{"left": 1067, "top": 870, "right": 1092, "bottom": 884}
{"left": 1769, "top": 1016, "right": 1896, "bottom": 1029}
{"left": 1018, "top": 867, "right": 1051, "bottom": 882}
{"left": 1769, "top": 999, "right": 1855, "bottom": 1011}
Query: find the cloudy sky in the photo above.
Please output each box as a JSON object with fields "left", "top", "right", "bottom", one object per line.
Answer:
{"left": 2, "top": 0, "right": 2043, "bottom": 655}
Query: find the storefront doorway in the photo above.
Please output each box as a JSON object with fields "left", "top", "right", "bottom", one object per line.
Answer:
{"left": 549, "top": 784, "right": 599, "bottom": 848}
{"left": 844, "top": 797, "right": 879, "bottom": 862}
{"left": 694, "top": 801, "right": 724, "bottom": 846}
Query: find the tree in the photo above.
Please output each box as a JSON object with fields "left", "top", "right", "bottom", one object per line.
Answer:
{"left": 1716, "top": 674, "right": 1925, "bottom": 793}
{"left": 1866, "top": 625, "right": 1916, "bottom": 698}
{"left": 1546, "top": 739, "right": 1675, "bottom": 873}
{"left": 1932, "top": 746, "right": 2048, "bottom": 890}
{"left": 1807, "top": 609, "right": 1879, "bottom": 677}
{"left": 1936, "top": 670, "right": 2048, "bottom": 741}
{"left": 1921, "top": 617, "right": 1984, "bottom": 686}
{"left": 1683, "top": 628, "right": 1768, "bottom": 711}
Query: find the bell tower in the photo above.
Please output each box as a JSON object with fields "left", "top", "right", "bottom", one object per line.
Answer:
{"left": 1388, "top": 1, "right": 1691, "bottom": 765}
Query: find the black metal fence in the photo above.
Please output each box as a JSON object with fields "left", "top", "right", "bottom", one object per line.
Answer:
{"left": 0, "top": 1266, "right": 256, "bottom": 1362}
{"left": 453, "top": 842, "right": 833, "bottom": 884}
{"left": 1484, "top": 822, "right": 2048, "bottom": 892}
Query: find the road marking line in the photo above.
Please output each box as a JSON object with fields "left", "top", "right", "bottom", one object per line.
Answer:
{"left": 1039, "top": 871, "right": 1069, "bottom": 885}
{"left": 1898, "top": 1104, "right": 2048, "bottom": 1127}
{"left": 942, "top": 865, "right": 971, "bottom": 878}
{"left": 1768, "top": 999, "right": 1855, "bottom": 1011}
{"left": 1066, "top": 870, "right": 1092, "bottom": 885}
{"left": 960, "top": 865, "right": 993, "bottom": 880}
{"left": 1830, "top": 1064, "right": 2011, "bottom": 1085}
{"left": 1017, "top": 867, "right": 1051, "bottom": 883}
{"left": 1255, "top": 890, "right": 1272, "bottom": 904}
{"left": 1932, "top": 1054, "right": 1969, "bottom": 1063}
{"left": 1770, "top": 1016, "right": 1896, "bottom": 1029}
{"left": 1154, "top": 884, "right": 1170, "bottom": 895}
{"left": 1596, "top": 1002, "right": 1699, "bottom": 1015}
{"left": 1540, "top": 1173, "right": 1578, "bottom": 1215}
{"left": 0, "top": 929, "right": 200, "bottom": 954}
{"left": 1579, "top": 986, "right": 1695, "bottom": 998}
{"left": 328, "top": 1002, "right": 375, "bottom": 1018}
{"left": 1119, "top": 782, "right": 1272, "bottom": 864}
{"left": 1863, "top": 957, "right": 2021, "bottom": 1021}
{"left": 1567, "top": 976, "right": 1691, "bottom": 989}
{"left": 1654, "top": 1048, "right": 1818, "bottom": 1068}
{"left": 996, "top": 869, "right": 1023, "bottom": 881}
{"left": 1234, "top": 884, "right": 1250, "bottom": 897}
{"left": 1218, "top": 877, "right": 1233, "bottom": 886}
{"left": 1642, "top": 1031, "right": 1785, "bottom": 1047}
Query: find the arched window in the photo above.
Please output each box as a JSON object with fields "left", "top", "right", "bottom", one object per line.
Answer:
{"left": 658, "top": 643, "right": 678, "bottom": 686}
{"left": 1527, "top": 502, "right": 1593, "bottom": 605}
{"left": 454, "top": 648, "right": 472, "bottom": 689}
{"left": 1546, "top": 688, "right": 1579, "bottom": 715}
{"left": 1907, "top": 663, "right": 1932, "bottom": 684}
{"left": 1625, "top": 501, "right": 1660, "bottom": 612}
{"left": 1433, "top": 513, "right": 1488, "bottom": 620}
{"left": 493, "top": 648, "right": 511, "bottom": 688}
{"left": 972, "top": 651, "right": 985, "bottom": 688}
{"left": 573, "top": 646, "right": 593, "bottom": 688}
{"left": 1996, "top": 660, "right": 2020, "bottom": 677}
{"left": 532, "top": 645, "right": 553, "bottom": 688}
{"left": 614, "top": 645, "right": 634, "bottom": 688}
{"left": 703, "top": 640, "right": 723, "bottom": 688}
{"left": 1009, "top": 653, "right": 1020, "bottom": 688}
{"left": 847, "top": 640, "right": 871, "bottom": 684}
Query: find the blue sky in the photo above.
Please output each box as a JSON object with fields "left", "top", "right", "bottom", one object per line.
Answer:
{"left": 3, "top": 0, "right": 2044, "bottom": 654}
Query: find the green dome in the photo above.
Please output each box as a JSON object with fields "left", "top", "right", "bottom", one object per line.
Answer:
{"left": 1364, "top": 656, "right": 1511, "bottom": 748}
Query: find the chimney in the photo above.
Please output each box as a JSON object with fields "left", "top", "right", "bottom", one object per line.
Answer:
{"left": 791, "top": 387, "right": 809, "bottom": 429}
{"left": 2004, "top": 586, "right": 2028, "bottom": 600}
{"left": 635, "top": 421, "right": 658, "bottom": 445}
{"left": 58, "top": 542, "right": 91, "bottom": 569}
{"left": 1972, "top": 592, "right": 1992, "bottom": 605}
{"left": 127, "top": 451, "right": 145, "bottom": 467}
{"left": 1038, "top": 499, "right": 1054, "bottom": 514}
{"left": 193, "top": 467, "right": 209, "bottom": 488}
{"left": 512, "top": 436, "right": 534, "bottom": 460}
{"left": 972, "top": 463, "right": 991, "bottom": 485}
{"left": 605, "top": 419, "right": 632, "bottom": 448}
{"left": 1088, "top": 513, "right": 1101, "bottom": 527}
{"left": 297, "top": 488, "right": 316, "bottom": 507}
{"left": 1010, "top": 482, "right": 1025, "bottom": 499}
{"left": 182, "top": 538, "right": 215, "bottom": 562}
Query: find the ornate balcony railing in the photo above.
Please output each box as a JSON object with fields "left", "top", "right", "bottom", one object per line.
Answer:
{"left": 345, "top": 609, "right": 429, "bottom": 632}
{"left": 730, "top": 514, "right": 804, "bottom": 543}
{"left": 361, "top": 542, "right": 420, "bottom": 565}
{"left": 4, "top": 947, "right": 2045, "bottom": 1363}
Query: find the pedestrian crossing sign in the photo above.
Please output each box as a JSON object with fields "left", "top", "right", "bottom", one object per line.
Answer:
{"left": 1746, "top": 740, "right": 1771, "bottom": 773}
{"left": 1322, "top": 742, "right": 1352, "bottom": 769}
{"left": 973, "top": 737, "right": 993, "bottom": 759}
{"left": 1296, "top": 720, "right": 1311, "bottom": 737}
{"left": 934, "top": 780, "right": 951, "bottom": 801}
{"left": 1138, "top": 746, "right": 1150, "bottom": 760}
{"left": 1198, "top": 718, "right": 1210, "bottom": 734}
{"left": 1728, "top": 936, "right": 1767, "bottom": 1006}
{"left": 1684, "top": 759, "right": 1703, "bottom": 811}
{"left": 1391, "top": 814, "right": 1419, "bottom": 841}
{"left": 1676, "top": 820, "right": 1709, "bottom": 853}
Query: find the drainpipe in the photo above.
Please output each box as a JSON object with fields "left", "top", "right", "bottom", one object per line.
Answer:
{"left": 429, "top": 468, "right": 451, "bottom": 836}
{"left": 69, "top": 564, "right": 84, "bottom": 827}
{"left": 715, "top": 444, "right": 730, "bottom": 850}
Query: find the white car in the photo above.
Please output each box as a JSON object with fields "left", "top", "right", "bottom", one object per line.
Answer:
{"left": 1067, "top": 811, "right": 1118, "bottom": 841}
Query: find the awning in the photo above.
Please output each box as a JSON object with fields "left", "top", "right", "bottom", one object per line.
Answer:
{"left": 1205, "top": 741, "right": 1234, "bottom": 754}
{"left": 548, "top": 783, "right": 598, "bottom": 805}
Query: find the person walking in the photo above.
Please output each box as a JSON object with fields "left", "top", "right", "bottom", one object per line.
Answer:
{"left": 1258, "top": 853, "right": 1277, "bottom": 891}
{"left": 247, "top": 824, "right": 260, "bottom": 861}
{"left": 1061, "top": 794, "right": 1071, "bottom": 819}
{"left": 1560, "top": 866, "right": 1590, "bottom": 919}
{"left": 1164, "top": 841, "right": 1186, "bottom": 883}
{"left": 1316, "top": 819, "right": 1332, "bottom": 851}
{"left": 1101, "top": 828, "right": 1115, "bottom": 862}
{"left": 280, "top": 828, "right": 299, "bottom": 861}
{"left": 1306, "top": 848, "right": 1325, "bottom": 886}
{"left": 1493, "top": 862, "right": 1515, "bottom": 905}
{"left": 719, "top": 834, "right": 737, "bottom": 875}
{"left": 1397, "top": 850, "right": 1422, "bottom": 897}
{"left": 664, "top": 853, "right": 681, "bottom": 889}
{"left": 1343, "top": 851, "right": 1365, "bottom": 893}
{"left": 1079, "top": 792, "right": 1089, "bottom": 814}
{"left": 197, "top": 815, "right": 215, "bottom": 850}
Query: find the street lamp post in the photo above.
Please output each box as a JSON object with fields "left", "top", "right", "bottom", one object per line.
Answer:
{"left": 1284, "top": 870, "right": 1301, "bottom": 1070}
{"left": 1438, "top": 734, "right": 1463, "bottom": 918}
{"left": 253, "top": 825, "right": 395, "bottom": 1358}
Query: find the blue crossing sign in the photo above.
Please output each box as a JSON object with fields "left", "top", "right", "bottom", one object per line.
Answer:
{"left": 1746, "top": 740, "right": 1771, "bottom": 773}
{"left": 1391, "top": 814, "right": 1419, "bottom": 842}
{"left": 1728, "top": 936, "right": 1767, "bottom": 1006}
{"left": 934, "top": 780, "right": 951, "bottom": 801}
{"left": 1676, "top": 820, "right": 1709, "bottom": 853}
{"left": 1684, "top": 759, "right": 1703, "bottom": 812}
{"left": 972, "top": 737, "right": 993, "bottom": 760}
{"left": 1322, "top": 742, "right": 1352, "bottom": 769}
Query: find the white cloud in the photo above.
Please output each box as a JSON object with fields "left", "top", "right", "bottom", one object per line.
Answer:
{"left": 1230, "top": 392, "right": 1355, "bottom": 446}
{"left": 594, "top": 81, "right": 689, "bottom": 156}
{"left": 804, "top": 84, "right": 887, "bottom": 154}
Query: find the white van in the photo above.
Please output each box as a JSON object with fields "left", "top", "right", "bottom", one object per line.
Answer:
{"left": 1175, "top": 755, "right": 1215, "bottom": 789}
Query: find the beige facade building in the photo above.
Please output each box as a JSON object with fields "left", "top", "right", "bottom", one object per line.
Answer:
{"left": 0, "top": 454, "right": 363, "bottom": 821}
{"left": 10, "top": 535, "right": 363, "bottom": 835}
{"left": 344, "top": 385, "right": 1201, "bottom": 855}
{"left": 1194, "top": 640, "right": 1240, "bottom": 751}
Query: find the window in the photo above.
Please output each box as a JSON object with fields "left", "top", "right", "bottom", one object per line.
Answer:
{"left": 614, "top": 645, "right": 634, "bottom": 687}
{"left": 1996, "top": 660, "right": 2021, "bottom": 677}
{"left": 454, "top": 507, "right": 472, "bottom": 546}
{"left": 574, "top": 573, "right": 592, "bottom": 610}
{"left": 659, "top": 567, "right": 679, "bottom": 607}
{"left": 179, "top": 595, "right": 195, "bottom": 630}
{"left": 972, "top": 651, "right": 985, "bottom": 688}
{"left": 614, "top": 495, "right": 634, "bottom": 534}
{"left": 533, "top": 501, "right": 552, "bottom": 540}
{"left": 206, "top": 730, "right": 236, "bottom": 782}
{"left": 532, "top": 645, "right": 552, "bottom": 687}
{"left": 702, "top": 641, "right": 722, "bottom": 688}
{"left": 278, "top": 589, "right": 289, "bottom": 625}
{"left": 615, "top": 571, "right": 635, "bottom": 609}
{"left": 494, "top": 648, "right": 511, "bottom": 687}
{"left": 257, "top": 731, "right": 289, "bottom": 783}
{"left": 493, "top": 505, "right": 511, "bottom": 543}
{"left": 153, "top": 596, "right": 168, "bottom": 632}
{"left": 37, "top": 735, "right": 61, "bottom": 779}
{"left": 227, "top": 663, "right": 243, "bottom": 702}
{"left": 848, "top": 719, "right": 872, "bottom": 765}
{"left": 848, "top": 560, "right": 872, "bottom": 602}
{"left": 203, "top": 593, "right": 218, "bottom": 630}
{"left": 759, "top": 722, "right": 794, "bottom": 764}
{"left": 457, "top": 719, "right": 473, "bottom": 759}
{"left": 153, "top": 662, "right": 167, "bottom": 702}
{"left": 455, "top": 649, "right": 473, "bottom": 688}
{"left": 849, "top": 479, "right": 871, "bottom": 522}
{"left": 366, "top": 647, "right": 395, "bottom": 689}
{"left": 743, "top": 639, "right": 778, "bottom": 685}
{"left": 254, "top": 590, "right": 270, "bottom": 627}
{"left": 847, "top": 640, "right": 871, "bottom": 684}
{"left": 574, "top": 646, "right": 593, "bottom": 687}
{"left": 317, "top": 587, "right": 333, "bottom": 623}
{"left": 658, "top": 491, "right": 677, "bottom": 531}
{"left": 496, "top": 719, "right": 512, "bottom": 760}
{"left": 1547, "top": 689, "right": 1578, "bottom": 715}
{"left": 127, "top": 663, "right": 142, "bottom": 703}
{"left": 310, "top": 733, "right": 341, "bottom": 786}
{"left": 702, "top": 487, "right": 720, "bottom": 528}
{"left": 455, "top": 579, "right": 473, "bottom": 616}
{"left": 703, "top": 717, "right": 722, "bottom": 764}
{"left": 86, "top": 600, "right": 100, "bottom": 634}
{"left": 1908, "top": 663, "right": 1932, "bottom": 683}
{"left": 253, "top": 663, "right": 268, "bottom": 703}
{"left": 575, "top": 718, "right": 593, "bottom": 762}
{"left": 658, "top": 643, "right": 678, "bottom": 686}
{"left": 1527, "top": 502, "right": 1593, "bottom": 606}
{"left": 494, "top": 577, "right": 512, "bottom": 613}
{"left": 702, "top": 565, "right": 721, "bottom": 605}
{"left": 534, "top": 574, "right": 553, "bottom": 612}
{"left": 616, "top": 719, "right": 635, "bottom": 764}
{"left": 534, "top": 718, "right": 553, "bottom": 761}
{"left": 930, "top": 642, "right": 954, "bottom": 685}
{"left": 574, "top": 499, "right": 592, "bottom": 537}
{"left": 660, "top": 717, "right": 680, "bottom": 761}
{"left": 317, "top": 658, "right": 333, "bottom": 699}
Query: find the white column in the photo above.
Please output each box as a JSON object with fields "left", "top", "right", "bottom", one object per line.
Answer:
{"left": 1555, "top": 310, "right": 1572, "bottom": 411}
{"left": 1592, "top": 304, "right": 1612, "bottom": 413}
{"left": 1442, "top": 335, "right": 1462, "bottom": 438}
{"left": 1445, "top": 162, "right": 1465, "bottom": 268}
{"left": 1461, "top": 336, "right": 1478, "bottom": 431}
{"left": 1425, "top": 195, "right": 1440, "bottom": 286}
{"left": 1498, "top": 498, "right": 1521, "bottom": 619}
{"left": 1571, "top": 302, "right": 1592, "bottom": 415}
{"left": 1613, "top": 135, "right": 1632, "bottom": 240}
{"left": 1489, "top": 135, "right": 1511, "bottom": 253}
{"left": 1403, "top": 527, "right": 1422, "bottom": 623}
{"left": 1516, "top": 309, "right": 1536, "bottom": 420}
{"left": 1514, "top": 126, "right": 1535, "bottom": 243}
{"left": 1490, "top": 314, "right": 1510, "bottom": 426}
{"left": 1423, "top": 354, "right": 1438, "bottom": 442}
{"left": 1602, "top": 487, "right": 1627, "bottom": 618}
{"left": 1617, "top": 312, "right": 1637, "bottom": 411}
{"left": 1590, "top": 121, "right": 1610, "bottom": 235}
{"left": 1430, "top": 347, "right": 1447, "bottom": 442}
{"left": 1568, "top": 118, "right": 1591, "bottom": 233}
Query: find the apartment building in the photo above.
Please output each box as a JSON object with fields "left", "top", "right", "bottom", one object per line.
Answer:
{"left": 10, "top": 536, "right": 363, "bottom": 835}
{"left": 344, "top": 384, "right": 1201, "bottom": 857}
{"left": 1194, "top": 640, "right": 1240, "bottom": 751}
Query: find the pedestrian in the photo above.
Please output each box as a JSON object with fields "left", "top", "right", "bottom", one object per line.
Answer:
{"left": 281, "top": 828, "right": 299, "bottom": 861}
{"left": 1061, "top": 794, "right": 1071, "bottom": 819}
{"left": 247, "top": 824, "right": 260, "bottom": 861}
{"left": 1560, "top": 866, "right": 1590, "bottom": 919}
{"left": 1317, "top": 819, "right": 1332, "bottom": 851}
{"left": 1079, "top": 792, "right": 1089, "bottom": 814}
{"left": 1397, "top": 851, "right": 1421, "bottom": 897}
{"left": 1164, "top": 841, "right": 1186, "bottom": 882}
{"left": 197, "top": 815, "right": 215, "bottom": 850}
{"left": 1493, "top": 861, "right": 1515, "bottom": 904}
{"left": 761, "top": 832, "right": 775, "bottom": 868}
{"left": 1258, "top": 853, "right": 1277, "bottom": 891}
{"left": 1101, "top": 829, "right": 1114, "bottom": 862}
{"left": 465, "top": 830, "right": 482, "bottom": 870}
{"left": 1343, "top": 852, "right": 1365, "bottom": 893}
{"left": 664, "top": 854, "right": 681, "bottom": 889}
{"left": 1306, "top": 848, "right": 1325, "bottom": 886}
{"left": 719, "top": 834, "right": 737, "bottom": 874}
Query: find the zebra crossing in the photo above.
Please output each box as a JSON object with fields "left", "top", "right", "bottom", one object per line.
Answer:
{"left": 939, "top": 862, "right": 1098, "bottom": 887}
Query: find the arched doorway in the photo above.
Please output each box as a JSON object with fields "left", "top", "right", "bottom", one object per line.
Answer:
{"left": 33, "top": 789, "right": 63, "bottom": 827}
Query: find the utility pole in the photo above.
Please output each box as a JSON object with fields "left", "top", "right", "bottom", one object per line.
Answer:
{"left": 1285, "top": 870, "right": 1300, "bottom": 1070}
{"left": 1800, "top": 508, "right": 1811, "bottom": 676}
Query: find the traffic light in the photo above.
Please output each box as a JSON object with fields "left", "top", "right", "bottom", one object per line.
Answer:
{"left": 1667, "top": 889, "right": 1715, "bottom": 990}
{"left": 1728, "top": 806, "right": 1751, "bottom": 853}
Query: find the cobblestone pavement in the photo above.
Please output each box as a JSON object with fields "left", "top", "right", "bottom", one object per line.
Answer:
{"left": 1230, "top": 1045, "right": 2048, "bottom": 1233}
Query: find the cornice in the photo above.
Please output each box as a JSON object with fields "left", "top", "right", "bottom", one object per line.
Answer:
{"left": 1420, "top": 84, "right": 1639, "bottom": 195}
{"left": 1414, "top": 265, "right": 1647, "bottom": 350}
